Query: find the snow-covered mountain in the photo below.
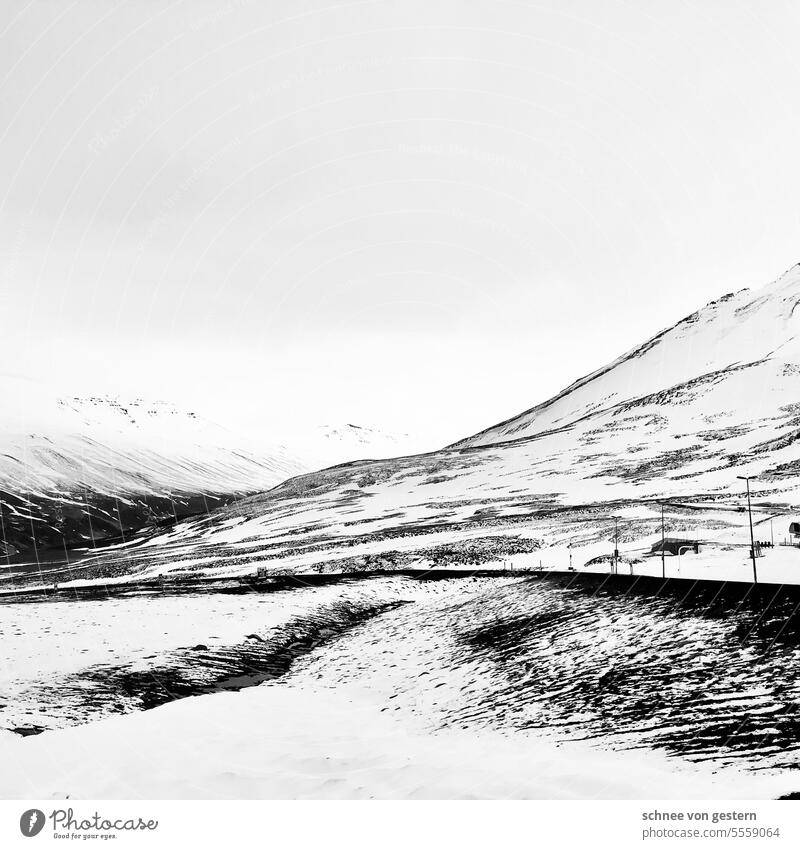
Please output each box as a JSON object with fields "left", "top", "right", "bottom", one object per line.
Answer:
{"left": 7, "top": 264, "right": 800, "bottom": 585}
{"left": 454, "top": 264, "right": 800, "bottom": 450}
{"left": 0, "top": 376, "right": 422, "bottom": 559}
{"left": 0, "top": 377, "right": 304, "bottom": 557}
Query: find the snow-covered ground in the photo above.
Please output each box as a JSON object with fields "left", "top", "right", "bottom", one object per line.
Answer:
{"left": 14, "top": 491, "right": 795, "bottom": 594}
{"left": 4, "top": 681, "right": 795, "bottom": 801}
{"left": 0, "top": 589, "right": 346, "bottom": 692}
{"left": 3, "top": 576, "right": 799, "bottom": 800}
{"left": 0, "top": 577, "right": 446, "bottom": 732}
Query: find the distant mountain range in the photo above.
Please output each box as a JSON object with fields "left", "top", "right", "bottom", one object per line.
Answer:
{"left": 5, "top": 264, "right": 800, "bottom": 582}
{"left": 0, "top": 375, "right": 422, "bottom": 559}
{"left": 0, "top": 378, "right": 305, "bottom": 557}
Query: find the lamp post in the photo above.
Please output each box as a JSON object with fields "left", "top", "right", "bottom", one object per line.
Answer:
{"left": 737, "top": 475, "right": 758, "bottom": 584}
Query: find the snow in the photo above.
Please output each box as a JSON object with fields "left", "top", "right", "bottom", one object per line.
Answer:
{"left": 0, "top": 593, "right": 309, "bottom": 689}
{"left": 3, "top": 682, "right": 794, "bottom": 800}
{"left": 3, "top": 574, "right": 798, "bottom": 800}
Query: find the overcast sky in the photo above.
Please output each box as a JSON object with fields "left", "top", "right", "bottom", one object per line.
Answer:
{"left": 2, "top": 0, "right": 800, "bottom": 447}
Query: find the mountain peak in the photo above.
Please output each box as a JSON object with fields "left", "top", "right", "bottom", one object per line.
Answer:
{"left": 748, "top": 262, "right": 800, "bottom": 314}
{"left": 766, "top": 261, "right": 800, "bottom": 289}
{"left": 456, "top": 265, "right": 800, "bottom": 448}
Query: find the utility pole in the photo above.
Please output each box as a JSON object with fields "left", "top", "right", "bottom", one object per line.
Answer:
{"left": 661, "top": 503, "right": 666, "bottom": 580}
{"left": 737, "top": 475, "right": 758, "bottom": 584}
{"left": 613, "top": 517, "right": 619, "bottom": 575}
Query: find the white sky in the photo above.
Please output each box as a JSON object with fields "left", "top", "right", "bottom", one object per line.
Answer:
{"left": 2, "top": 0, "right": 800, "bottom": 448}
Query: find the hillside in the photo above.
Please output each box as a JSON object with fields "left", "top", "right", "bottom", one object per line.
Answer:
{"left": 6, "top": 265, "right": 800, "bottom": 586}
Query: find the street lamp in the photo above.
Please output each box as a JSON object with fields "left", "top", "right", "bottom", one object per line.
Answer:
{"left": 736, "top": 475, "right": 758, "bottom": 584}
{"left": 611, "top": 517, "right": 620, "bottom": 574}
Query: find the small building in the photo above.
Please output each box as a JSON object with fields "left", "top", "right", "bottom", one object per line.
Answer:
{"left": 789, "top": 522, "right": 800, "bottom": 538}
{"left": 650, "top": 537, "right": 701, "bottom": 556}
